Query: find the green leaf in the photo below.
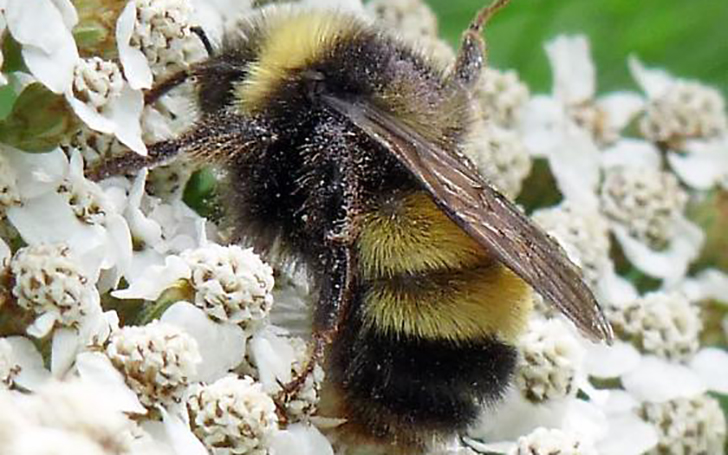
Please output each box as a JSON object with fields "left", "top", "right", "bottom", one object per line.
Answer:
{"left": 0, "top": 83, "right": 78, "bottom": 152}
{"left": 1, "top": 32, "right": 26, "bottom": 74}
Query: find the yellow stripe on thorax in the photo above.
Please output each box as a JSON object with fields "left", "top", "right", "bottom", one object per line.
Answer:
{"left": 236, "top": 10, "right": 356, "bottom": 113}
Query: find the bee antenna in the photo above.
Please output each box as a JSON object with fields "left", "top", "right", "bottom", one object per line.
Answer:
{"left": 470, "top": 0, "right": 512, "bottom": 33}
{"left": 190, "top": 26, "right": 214, "bottom": 56}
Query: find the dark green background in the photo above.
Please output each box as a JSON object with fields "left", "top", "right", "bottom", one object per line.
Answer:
{"left": 427, "top": 0, "right": 727, "bottom": 96}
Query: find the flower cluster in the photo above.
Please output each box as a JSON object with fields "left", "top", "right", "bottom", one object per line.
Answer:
{"left": 0, "top": 1, "right": 726, "bottom": 455}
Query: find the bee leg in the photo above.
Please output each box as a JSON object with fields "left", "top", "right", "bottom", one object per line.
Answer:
{"left": 451, "top": 0, "right": 511, "bottom": 90}
{"left": 86, "top": 113, "right": 274, "bottom": 180}
{"left": 274, "top": 156, "right": 362, "bottom": 414}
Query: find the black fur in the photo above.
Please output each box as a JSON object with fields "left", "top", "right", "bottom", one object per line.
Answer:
{"left": 326, "top": 290, "right": 516, "bottom": 446}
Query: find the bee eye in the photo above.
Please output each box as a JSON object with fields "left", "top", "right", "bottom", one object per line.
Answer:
{"left": 302, "top": 70, "right": 327, "bottom": 100}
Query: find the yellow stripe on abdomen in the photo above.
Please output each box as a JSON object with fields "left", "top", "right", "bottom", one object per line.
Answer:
{"left": 358, "top": 191, "right": 533, "bottom": 343}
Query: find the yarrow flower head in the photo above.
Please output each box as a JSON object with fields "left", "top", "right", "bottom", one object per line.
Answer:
{"left": 600, "top": 165, "right": 688, "bottom": 248}
{"left": 630, "top": 58, "right": 728, "bottom": 147}
{"left": 508, "top": 428, "right": 598, "bottom": 455}
{"left": 475, "top": 68, "right": 531, "bottom": 129}
{"left": 181, "top": 244, "right": 275, "bottom": 329}
{"left": 72, "top": 58, "right": 125, "bottom": 113}
{"left": 127, "top": 0, "right": 204, "bottom": 78}
{"left": 365, "top": 0, "right": 454, "bottom": 66}
{"left": 278, "top": 336, "right": 325, "bottom": 421}
{"left": 187, "top": 375, "right": 279, "bottom": 455}
{"left": 105, "top": 321, "right": 201, "bottom": 407}
{"left": 639, "top": 394, "right": 726, "bottom": 455}
{"left": 532, "top": 202, "right": 611, "bottom": 289}
{"left": 10, "top": 244, "right": 99, "bottom": 337}
{"left": 465, "top": 123, "right": 532, "bottom": 199}
{"left": 515, "top": 319, "right": 584, "bottom": 403}
{"left": 606, "top": 292, "right": 702, "bottom": 362}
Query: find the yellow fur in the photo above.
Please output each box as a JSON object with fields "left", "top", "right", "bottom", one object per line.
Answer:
{"left": 358, "top": 191, "right": 532, "bottom": 343}
{"left": 358, "top": 192, "right": 488, "bottom": 279}
{"left": 236, "top": 10, "right": 355, "bottom": 113}
{"left": 363, "top": 264, "right": 532, "bottom": 344}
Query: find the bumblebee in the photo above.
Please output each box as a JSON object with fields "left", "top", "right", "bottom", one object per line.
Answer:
{"left": 93, "top": 0, "right": 613, "bottom": 452}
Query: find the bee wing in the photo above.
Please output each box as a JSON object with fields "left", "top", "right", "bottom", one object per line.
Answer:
{"left": 322, "top": 94, "right": 613, "bottom": 342}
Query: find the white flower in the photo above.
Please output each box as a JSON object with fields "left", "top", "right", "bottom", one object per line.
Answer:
{"left": 187, "top": 375, "right": 279, "bottom": 455}
{"left": 4, "top": 0, "right": 79, "bottom": 93}
{"left": 366, "top": 0, "right": 437, "bottom": 38}
{"left": 639, "top": 394, "right": 726, "bottom": 455}
{"left": 508, "top": 428, "right": 598, "bottom": 455}
{"left": 532, "top": 201, "right": 611, "bottom": 289}
{"left": 0, "top": 379, "right": 144, "bottom": 455}
{"left": 65, "top": 58, "right": 148, "bottom": 156}
{"left": 600, "top": 165, "right": 687, "bottom": 248}
{"left": 10, "top": 243, "right": 101, "bottom": 337}
{"left": 120, "top": 0, "right": 205, "bottom": 84}
{"left": 605, "top": 292, "right": 702, "bottom": 362}
{"left": 180, "top": 244, "right": 274, "bottom": 328}
{"left": 464, "top": 123, "right": 532, "bottom": 199}
{"left": 105, "top": 321, "right": 201, "bottom": 407}
{"left": 269, "top": 267, "right": 313, "bottom": 338}
{"left": 515, "top": 319, "right": 585, "bottom": 404}
{"left": 474, "top": 68, "right": 530, "bottom": 129}
{"left": 630, "top": 57, "right": 727, "bottom": 146}
{"left": 4, "top": 149, "right": 133, "bottom": 286}
{"left": 277, "top": 336, "right": 324, "bottom": 421}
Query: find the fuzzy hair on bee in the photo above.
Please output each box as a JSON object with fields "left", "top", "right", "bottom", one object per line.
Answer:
{"left": 91, "top": 0, "right": 613, "bottom": 452}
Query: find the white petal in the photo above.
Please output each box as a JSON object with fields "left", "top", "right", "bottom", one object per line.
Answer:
{"left": 628, "top": 56, "right": 675, "bottom": 99}
{"left": 27, "top": 312, "right": 57, "bottom": 338}
{"left": 612, "top": 217, "right": 704, "bottom": 285}
{"left": 161, "top": 302, "right": 246, "bottom": 383}
{"left": 6, "top": 0, "right": 78, "bottom": 93}
{"left": 108, "top": 84, "right": 148, "bottom": 155}
{"left": 112, "top": 255, "right": 190, "bottom": 301}
{"left": 160, "top": 407, "right": 209, "bottom": 455}
{"left": 5, "top": 336, "right": 50, "bottom": 390}
{"left": 667, "top": 138, "right": 728, "bottom": 190}
{"left": 689, "top": 348, "right": 728, "bottom": 395}
{"left": 583, "top": 340, "right": 641, "bottom": 379}
{"left": 598, "top": 413, "right": 658, "bottom": 455}
{"left": 595, "top": 269, "right": 639, "bottom": 307}
{"left": 249, "top": 328, "right": 296, "bottom": 393}
{"left": 0, "top": 237, "right": 9, "bottom": 267}
{"left": 50, "top": 327, "right": 80, "bottom": 377}
{"left": 3, "top": 147, "right": 68, "bottom": 199}
{"left": 98, "top": 213, "right": 133, "bottom": 292}
{"left": 545, "top": 35, "right": 596, "bottom": 104}
{"left": 49, "top": 0, "right": 78, "bottom": 29}
{"left": 462, "top": 437, "right": 514, "bottom": 455}
{"left": 116, "top": 1, "right": 153, "bottom": 90}
{"left": 65, "top": 91, "right": 116, "bottom": 134}
{"left": 76, "top": 351, "right": 147, "bottom": 414}
{"left": 600, "top": 139, "right": 662, "bottom": 170}
{"left": 520, "top": 96, "right": 567, "bottom": 157}
{"left": 468, "top": 388, "right": 569, "bottom": 441}
{"left": 600, "top": 390, "right": 639, "bottom": 415}
{"left": 562, "top": 399, "right": 608, "bottom": 444}
{"left": 597, "top": 91, "right": 645, "bottom": 132}
{"left": 680, "top": 268, "right": 728, "bottom": 304}
{"left": 270, "top": 423, "right": 334, "bottom": 455}
{"left": 622, "top": 356, "right": 705, "bottom": 402}
{"left": 547, "top": 126, "right": 601, "bottom": 209}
